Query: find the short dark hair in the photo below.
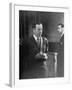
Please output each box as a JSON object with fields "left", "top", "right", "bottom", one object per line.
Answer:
{"left": 57, "top": 23, "right": 64, "bottom": 28}
{"left": 32, "top": 22, "right": 43, "bottom": 29}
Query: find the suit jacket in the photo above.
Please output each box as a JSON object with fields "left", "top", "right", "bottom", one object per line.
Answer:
{"left": 57, "top": 34, "right": 64, "bottom": 77}
{"left": 58, "top": 34, "right": 64, "bottom": 56}
{"left": 26, "top": 35, "right": 48, "bottom": 67}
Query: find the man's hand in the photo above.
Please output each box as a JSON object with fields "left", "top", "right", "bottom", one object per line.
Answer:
{"left": 42, "top": 53, "right": 48, "bottom": 59}
{"left": 35, "top": 53, "right": 48, "bottom": 59}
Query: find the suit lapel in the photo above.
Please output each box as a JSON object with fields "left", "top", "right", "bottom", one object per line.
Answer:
{"left": 60, "top": 34, "right": 64, "bottom": 42}
{"left": 31, "top": 36, "right": 39, "bottom": 48}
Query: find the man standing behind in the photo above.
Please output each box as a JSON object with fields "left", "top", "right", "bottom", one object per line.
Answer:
{"left": 57, "top": 23, "right": 64, "bottom": 77}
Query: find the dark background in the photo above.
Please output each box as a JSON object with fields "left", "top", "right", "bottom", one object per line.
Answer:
{"left": 19, "top": 10, "right": 64, "bottom": 42}
{"left": 19, "top": 11, "right": 64, "bottom": 79}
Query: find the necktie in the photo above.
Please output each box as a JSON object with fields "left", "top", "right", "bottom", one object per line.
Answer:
{"left": 37, "top": 37, "right": 43, "bottom": 53}
{"left": 37, "top": 37, "right": 40, "bottom": 47}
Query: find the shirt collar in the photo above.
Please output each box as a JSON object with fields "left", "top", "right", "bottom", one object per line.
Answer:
{"left": 33, "top": 34, "right": 42, "bottom": 41}
{"left": 33, "top": 34, "right": 37, "bottom": 41}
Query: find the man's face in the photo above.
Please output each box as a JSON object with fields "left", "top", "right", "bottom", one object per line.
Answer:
{"left": 35, "top": 24, "right": 43, "bottom": 38}
{"left": 57, "top": 25, "right": 63, "bottom": 34}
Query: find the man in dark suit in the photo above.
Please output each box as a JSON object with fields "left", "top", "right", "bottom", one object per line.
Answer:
{"left": 27, "top": 23, "right": 48, "bottom": 68}
{"left": 57, "top": 23, "right": 64, "bottom": 77}
{"left": 20, "top": 23, "right": 49, "bottom": 79}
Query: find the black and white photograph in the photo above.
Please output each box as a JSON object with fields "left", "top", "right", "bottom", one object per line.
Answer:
{"left": 19, "top": 10, "right": 64, "bottom": 79}
{"left": 9, "top": 4, "right": 70, "bottom": 87}
{"left": 0, "top": 0, "right": 72, "bottom": 89}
